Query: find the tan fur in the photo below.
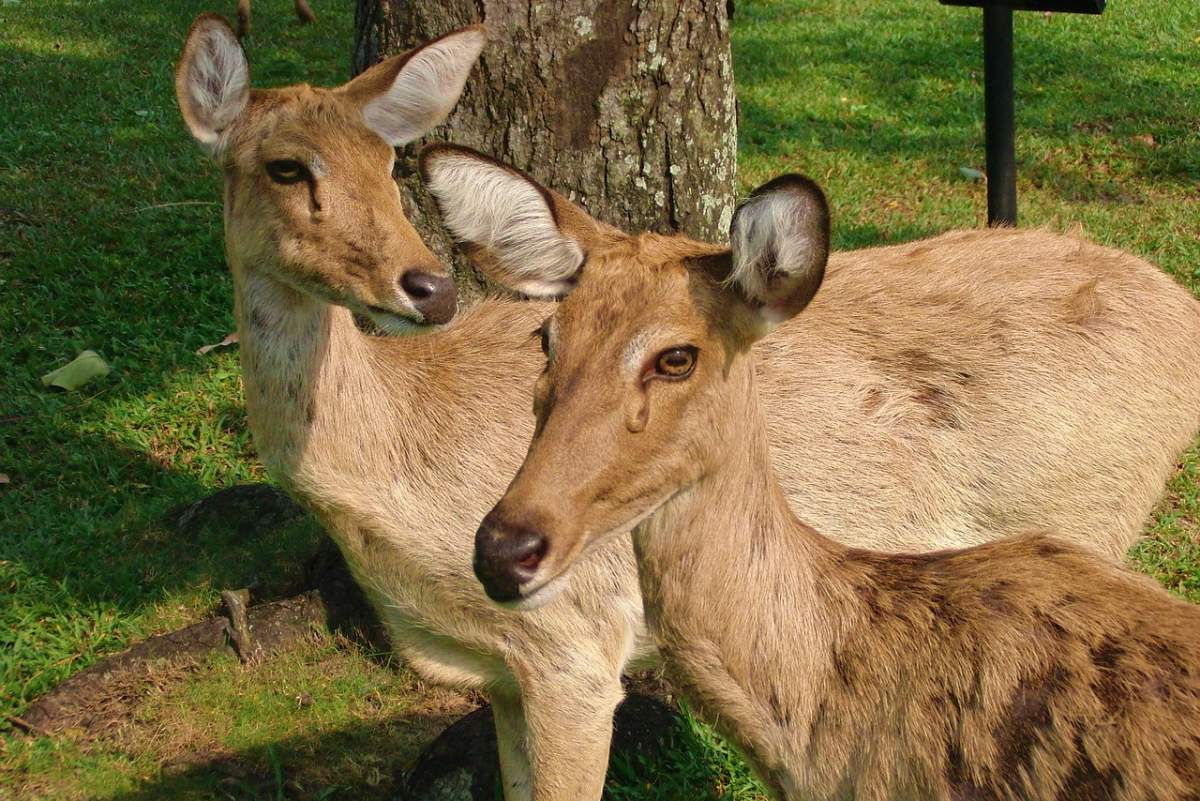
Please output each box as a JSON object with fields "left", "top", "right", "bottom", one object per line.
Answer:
{"left": 175, "top": 22, "right": 1200, "bottom": 800}
{"left": 483, "top": 184, "right": 1200, "bottom": 800}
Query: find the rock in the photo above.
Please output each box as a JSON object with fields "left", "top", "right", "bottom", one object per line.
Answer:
{"left": 398, "top": 694, "right": 681, "bottom": 801}
{"left": 168, "top": 483, "right": 305, "bottom": 539}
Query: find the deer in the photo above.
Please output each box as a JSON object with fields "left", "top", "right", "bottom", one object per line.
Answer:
{"left": 470, "top": 169, "right": 1200, "bottom": 801}
{"left": 174, "top": 14, "right": 1200, "bottom": 800}
{"left": 235, "top": 0, "right": 316, "bottom": 39}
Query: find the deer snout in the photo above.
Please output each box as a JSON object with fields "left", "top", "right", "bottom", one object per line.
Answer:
{"left": 400, "top": 269, "right": 457, "bottom": 325}
{"left": 474, "top": 509, "right": 549, "bottom": 603}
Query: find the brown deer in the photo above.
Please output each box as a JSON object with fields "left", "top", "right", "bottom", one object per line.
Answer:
{"left": 235, "top": 0, "right": 316, "bottom": 39}
{"left": 174, "top": 15, "right": 1200, "bottom": 799}
{"left": 472, "top": 170, "right": 1200, "bottom": 801}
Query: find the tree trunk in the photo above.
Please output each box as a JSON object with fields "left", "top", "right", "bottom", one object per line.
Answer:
{"left": 353, "top": 0, "right": 737, "bottom": 298}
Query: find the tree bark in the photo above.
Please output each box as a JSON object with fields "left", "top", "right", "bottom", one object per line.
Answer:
{"left": 353, "top": 0, "right": 737, "bottom": 298}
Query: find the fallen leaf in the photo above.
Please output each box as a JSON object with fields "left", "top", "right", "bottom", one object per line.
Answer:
{"left": 1131, "top": 134, "right": 1157, "bottom": 147}
{"left": 196, "top": 332, "right": 239, "bottom": 356}
{"left": 958, "top": 166, "right": 986, "bottom": 182}
{"left": 41, "top": 350, "right": 110, "bottom": 391}
{"left": 1073, "top": 120, "right": 1113, "bottom": 134}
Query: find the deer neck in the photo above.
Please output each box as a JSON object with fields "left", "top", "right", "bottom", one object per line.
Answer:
{"left": 230, "top": 265, "right": 396, "bottom": 487}
{"left": 633, "top": 362, "right": 858, "bottom": 766}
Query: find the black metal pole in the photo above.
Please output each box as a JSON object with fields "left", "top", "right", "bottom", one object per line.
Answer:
{"left": 983, "top": 5, "right": 1016, "bottom": 226}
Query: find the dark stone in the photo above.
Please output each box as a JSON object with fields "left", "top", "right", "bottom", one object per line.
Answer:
{"left": 398, "top": 694, "right": 681, "bottom": 801}
{"left": 167, "top": 483, "right": 305, "bottom": 539}
{"left": 306, "top": 536, "right": 390, "bottom": 654}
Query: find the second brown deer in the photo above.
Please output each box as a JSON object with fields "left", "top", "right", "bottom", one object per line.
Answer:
{"left": 236, "top": 0, "right": 315, "bottom": 39}
{"left": 474, "top": 172, "right": 1200, "bottom": 801}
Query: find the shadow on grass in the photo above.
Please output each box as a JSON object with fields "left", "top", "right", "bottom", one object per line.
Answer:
{"left": 85, "top": 708, "right": 464, "bottom": 801}
{"left": 95, "top": 696, "right": 739, "bottom": 801}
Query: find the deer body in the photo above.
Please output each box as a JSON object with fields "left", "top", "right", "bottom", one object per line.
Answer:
{"left": 636, "top": 382, "right": 1200, "bottom": 800}
{"left": 453, "top": 160, "right": 1200, "bottom": 800}
{"left": 177, "top": 19, "right": 1200, "bottom": 799}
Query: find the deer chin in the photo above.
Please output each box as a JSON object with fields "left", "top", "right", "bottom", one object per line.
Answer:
{"left": 265, "top": 270, "right": 435, "bottom": 335}
{"left": 495, "top": 499, "right": 672, "bottom": 612}
{"left": 495, "top": 568, "right": 576, "bottom": 612}
{"left": 364, "top": 305, "right": 436, "bottom": 336}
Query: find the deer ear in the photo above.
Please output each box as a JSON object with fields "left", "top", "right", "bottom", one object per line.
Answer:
{"left": 419, "top": 144, "right": 617, "bottom": 298}
{"left": 725, "top": 174, "right": 829, "bottom": 336}
{"left": 175, "top": 14, "right": 250, "bottom": 156}
{"left": 340, "top": 26, "right": 486, "bottom": 146}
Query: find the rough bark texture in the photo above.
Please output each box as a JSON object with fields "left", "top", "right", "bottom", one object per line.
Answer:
{"left": 353, "top": 0, "right": 737, "bottom": 298}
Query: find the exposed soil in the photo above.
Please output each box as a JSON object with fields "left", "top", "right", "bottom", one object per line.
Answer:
{"left": 16, "top": 484, "right": 385, "bottom": 740}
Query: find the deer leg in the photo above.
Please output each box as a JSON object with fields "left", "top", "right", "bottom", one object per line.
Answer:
{"left": 520, "top": 671, "right": 624, "bottom": 801}
{"left": 492, "top": 692, "right": 534, "bottom": 801}
{"left": 235, "top": 0, "right": 251, "bottom": 38}
{"left": 294, "top": 0, "right": 316, "bottom": 24}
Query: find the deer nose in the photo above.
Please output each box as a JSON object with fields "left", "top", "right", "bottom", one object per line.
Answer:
{"left": 474, "top": 510, "right": 548, "bottom": 604}
{"left": 400, "top": 269, "right": 457, "bottom": 325}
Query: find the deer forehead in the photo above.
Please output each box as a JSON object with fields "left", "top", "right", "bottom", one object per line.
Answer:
{"left": 237, "top": 90, "right": 393, "bottom": 169}
{"left": 554, "top": 262, "right": 712, "bottom": 367}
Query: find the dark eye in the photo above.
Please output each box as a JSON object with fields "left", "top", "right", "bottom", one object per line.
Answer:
{"left": 655, "top": 346, "right": 697, "bottom": 379}
{"left": 266, "top": 159, "right": 310, "bottom": 185}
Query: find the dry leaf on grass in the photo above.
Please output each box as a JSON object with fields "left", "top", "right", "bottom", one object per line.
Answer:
{"left": 958, "top": 166, "right": 986, "bottom": 182}
{"left": 41, "top": 350, "right": 110, "bottom": 391}
{"left": 196, "top": 332, "right": 239, "bottom": 356}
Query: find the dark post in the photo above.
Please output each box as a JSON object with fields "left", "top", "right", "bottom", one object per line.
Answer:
{"left": 982, "top": 6, "right": 1016, "bottom": 226}
{"left": 941, "top": 0, "right": 1105, "bottom": 227}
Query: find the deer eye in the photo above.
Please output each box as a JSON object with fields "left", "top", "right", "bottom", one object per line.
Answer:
{"left": 265, "top": 159, "right": 310, "bottom": 185}
{"left": 655, "top": 346, "right": 697, "bottom": 379}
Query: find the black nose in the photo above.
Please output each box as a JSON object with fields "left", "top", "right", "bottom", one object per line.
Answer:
{"left": 400, "top": 270, "right": 457, "bottom": 325}
{"left": 474, "top": 511, "right": 548, "bottom": 603}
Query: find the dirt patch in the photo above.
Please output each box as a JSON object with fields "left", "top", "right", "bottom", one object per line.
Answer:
{"left": 15, "top": 591, "right": 330, "bottom": 738}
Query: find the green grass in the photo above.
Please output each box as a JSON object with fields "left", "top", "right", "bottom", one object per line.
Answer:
{"left": 0, "top": 0, "right": 353, "bottom": 723}
{"left": 0, "top": 0, "right": 1197, "bottom": 799}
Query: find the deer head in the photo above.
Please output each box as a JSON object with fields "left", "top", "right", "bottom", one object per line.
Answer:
{"left": 420, "top": 145, "right": 829, "bottom": 606}
{"left": 175, "top": 14, "right": 486, "bottom": 329}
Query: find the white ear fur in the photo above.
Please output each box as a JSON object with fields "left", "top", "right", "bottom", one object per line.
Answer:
{"left": 421, "top": 150, "right": 584, "bottom": 297}
{"left": 176, "top": 16, "right": 250, "bottom": 156}
{"left": 361, "top": 28, "right": 486, "bottom": 146}
{"left": 729, "top": 176, "right": 829, "bottom": 329}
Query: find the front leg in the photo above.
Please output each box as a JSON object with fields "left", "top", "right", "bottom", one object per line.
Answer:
{"left": 492, "top": 692, "right": 534, "bottom": 801}
{"left": 519, "top": 670, "right": 625, "bottom": 801}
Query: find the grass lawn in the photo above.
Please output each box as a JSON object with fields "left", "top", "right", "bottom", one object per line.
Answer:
{"left": 1, "top": 0, "right": 1196, "bottom": 798}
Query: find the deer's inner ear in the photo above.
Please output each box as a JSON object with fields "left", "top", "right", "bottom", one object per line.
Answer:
{"left": 419, "top": 146, "right": 586, "bottom": 298}
{"left": 175, "top": 14, "right": 251, "bottom": 155}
